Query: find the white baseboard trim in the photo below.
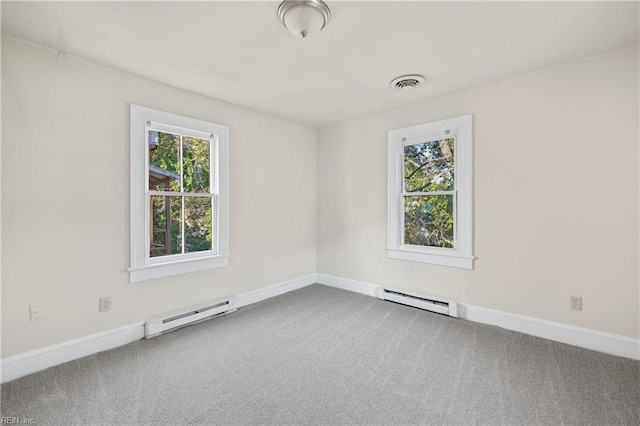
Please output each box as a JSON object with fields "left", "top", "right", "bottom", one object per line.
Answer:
{"left": 1, "top": 273, "right": 317, "bottom": 384}
{"left": 316, "top": 273, "right": 378, "bottom": 297}
{"left": 459, "top": 303, "right": 640, "bottom": 360}
{"left": 1, "top": 322, "right": 145, "bottom": 384}
{"left": 234, "top": 273, "right": 316, "bottom": 308}
{"left": 315, "top": 273, "right": 640, "bottom": 360}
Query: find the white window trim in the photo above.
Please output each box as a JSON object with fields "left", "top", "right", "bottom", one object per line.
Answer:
{"left": 129, "top": 105, "right": 229, "bottom": 283}
{"left": 387, "top": 114, "right": 473, "bottom": 269}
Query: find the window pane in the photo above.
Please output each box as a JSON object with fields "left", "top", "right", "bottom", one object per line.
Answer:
{"left": 150, "top": 195, "right": 182, "bottom": 257}
{"left": 404, "top": 195, "right": 454, "bottom": 248}
{"left": 404, "top": 138, "right": 454, "bottom": 192}
{"left": 183, "top": 137, "right": 210, "bottom": 193}
{"left": 149, "top": 132, "right": 181, "bottom": 192}
{"left": 184, "top": 196, "right": 213, "bottom": 253}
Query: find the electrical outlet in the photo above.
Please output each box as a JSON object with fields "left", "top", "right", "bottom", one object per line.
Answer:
{"left": 570, "top": 296, "right": 582, "bottom": 311}
{"left": 99, "top": 297, "right": 112, "bottom": 313}
{"left": 29, "top": 303, "right": 45, "bottom": 321}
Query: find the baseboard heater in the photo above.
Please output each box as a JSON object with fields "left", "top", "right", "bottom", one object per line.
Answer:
{"left": 145, "top": 299, "right": 236, "bottom": 338}
{"left": 377, "top": 288, "right": 458, "bottom": 318}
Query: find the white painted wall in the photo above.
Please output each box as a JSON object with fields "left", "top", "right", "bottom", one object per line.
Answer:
{"left": 1, "top": 36, "right": 317, "bottom": 357}
{"left": 317, "top": 46, "right": 639, "bottom": 339}
{"left": 2, "top": 34, "right": 638, "bottom": 360}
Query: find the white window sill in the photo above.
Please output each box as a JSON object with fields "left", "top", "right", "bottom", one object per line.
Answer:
{"left": 386, "top": 247, "right": 473, "bottom": 270}
{"left": 129, "top": 255, "right": 229, "bottom": 283}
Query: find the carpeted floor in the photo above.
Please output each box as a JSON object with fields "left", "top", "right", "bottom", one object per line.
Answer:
{"left": 1, "top": 284, "right": 639, "bottom": 425}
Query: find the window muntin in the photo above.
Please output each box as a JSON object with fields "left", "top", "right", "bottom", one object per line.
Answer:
{"left": 403, "top": 139, "right": 454, "bottom": 192}
{"left": 129, "top": 105, "right": 229, "bottom": 282}
{"left": 387, "top": 115, "right": 473, "bottom": 269}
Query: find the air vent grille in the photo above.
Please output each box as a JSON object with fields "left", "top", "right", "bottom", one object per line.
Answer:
{"left": 390, "top": 74, "right": 425, "bottom": 91}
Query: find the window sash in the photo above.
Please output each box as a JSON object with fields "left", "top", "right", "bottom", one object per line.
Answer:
{"left": 145, "top": 128, "right": 216, "bottom": 194}
{"left": 144, "top": 130, "right": 217, "bottom": 263}
{"left": 145, "top": 194, "right": 218, "bottom": 263}
{"left": 400, "top": 136, "right": 457, "bottom": 251}
{"left": 146, "top": 247, "right": 216, "bottom": 265}
{"left": 400, "top": 191, "right": 454, "bottom": 196}
{"left": 148, "top": 191, "right": 215, "bottom": 197}
{"left": 400, "top": 191, "right": 457, "bottom": 250}
{"left": 148, "top": 121, "right": 212, "bottom": 141}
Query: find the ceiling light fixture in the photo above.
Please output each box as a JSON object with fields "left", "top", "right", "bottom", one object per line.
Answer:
{"left": 278, "top": 0, "right": 331, "bottom": 39}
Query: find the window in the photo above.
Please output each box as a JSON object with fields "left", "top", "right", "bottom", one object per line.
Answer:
{"left": 129, "top": 105, "right": 229, "bottom": 282}
{"left": 387, "top": 114, "right": 473, "bottom": 269}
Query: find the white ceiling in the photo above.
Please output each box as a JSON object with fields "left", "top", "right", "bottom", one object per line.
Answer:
{"left": 2, "top": 1, "right": 638, "bottom": 128}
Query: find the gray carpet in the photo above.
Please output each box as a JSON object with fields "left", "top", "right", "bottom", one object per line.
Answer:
{"left": 1, "top": 284, "right": 639, "bottom": 425}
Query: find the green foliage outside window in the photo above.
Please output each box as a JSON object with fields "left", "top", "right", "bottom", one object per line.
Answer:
{"left": 403, "top": 138, "right": 455, "bottom": 248}
{"left": 149, "top": 132, "right": 213, "bottom": 257}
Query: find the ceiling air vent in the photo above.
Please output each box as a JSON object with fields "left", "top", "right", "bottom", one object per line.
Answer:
{"left": 390, "top": 74, "right": 425, "bottom": 91}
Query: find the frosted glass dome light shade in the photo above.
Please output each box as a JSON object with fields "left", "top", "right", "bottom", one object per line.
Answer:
{"left": 278, "top": 0, "right": 331, "bottom": 39}
{"left": 283, "top": 6, "right": 324, "bottom": 38}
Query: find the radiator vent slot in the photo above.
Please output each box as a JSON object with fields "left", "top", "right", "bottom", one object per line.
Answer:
{"left": 145, "top": 300, "right": 236, "bottom": 338}
{"left": 377, "top": 288, "right": 458, "bottom": 318}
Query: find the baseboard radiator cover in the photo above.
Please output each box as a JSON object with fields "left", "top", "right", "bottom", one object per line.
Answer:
{"left": 377, "top": 288, "right": 458, "bottom": 318}
{"left": 145, "top": 299, "right": 237, "bottom": 338}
